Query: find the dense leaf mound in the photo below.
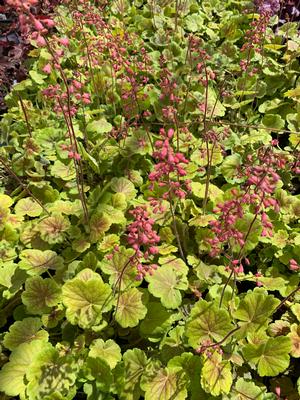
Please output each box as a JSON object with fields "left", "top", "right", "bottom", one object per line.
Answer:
{"left": 0, "top": 0, "right": 300, "bottom": 399}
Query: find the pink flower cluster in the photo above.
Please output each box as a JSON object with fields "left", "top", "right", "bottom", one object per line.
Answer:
{"left": 6, "top": 0, "right": 54, "bottom": 43}
{"left": 61, "top": 144, "right": 81, "bottom": 161}
{"left": 149, "top": 128, "right": 190, "bottom": 200}
{"left": 42, "top": 79, "right": 91, "bottom": 116}
{"left": 208, "top": 145, "right": 286, "bottom": 256}
{"left": 127, "top": 206, "right": 160, "bottom": 280}
{"left": 289, "top": 259, "right": 300, "bottom": 271}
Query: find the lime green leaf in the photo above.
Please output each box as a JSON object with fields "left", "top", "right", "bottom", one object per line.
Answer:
{"left": 146, "top": 264, "right": 188, "bottom": 309}
{"left": 15, "top": 197, "right": 42, "bottom": 217}
{"left": 191, "top": 144, "right": 223, "bottom": 167}
{"left": 262, "top": 114, "right": 285, "bottom": 130}
{"left": 185, "top": 14, "right": 204, "bottom": 32}
{"left": 115, "top": 288, "right": 147, "bottom": 328}
{"left": 288, "top": 324, "right": 300, "bottom": 358}
{"left": 0, "top": 341, "right": 46, "bottom": 397}
{"left": 0, "top": 193, "right": 13, "bottom": 208}
{"left": 185, "top": 300, "right": 233, "bottom": 348}
{"left": 291, "top": 304, "right": 300, "bottom": 322}
{"left": 87, "top": 118, "right": 112, "bottom": 138}
{"left": 26, "top": 345, "right": 79, "bottom": 400}
{"left": 116, "top": 349, "right": 148, "bottom": 400}
{"left": 38, "top": 214, "right": 70, "bottom": 244}
{"left": 62, "top": 268, "right": 113, "bottom": 328}
{"left": 111, "top": 177, "right": 137, "bottom": 200}
{"left": 21, "top": 275, "right": 61, "bottom": 314}
{"left": 142, "top": 367, "right": 188, "bottom": 400}
{"left": 201, "top": 352, "right": 232, "bottom": 396}
{"left": 99, "top": 246, "right": 137, "bottom": 290}
{"left": 51, "top": 160, "right": 76, "bottom": 181}
{"left": 90, "top": 212, "right": 112, "bottom": 242}
{"left": 97, "top": 234, "right": 120, "bottom": 253}
{"left": 89, "top": 339, "right": 122, "bottom": 369}
{"left": 19, "top": 249, "right": 63, "bottom": 276}
{"left": 29, "top": 70, "right": 46, "bottom": 84}
{"left": 243, "top": 336, "right": 291, "bottom": 376}
{"left": 272, "top": 229, "right": 289, "bottom": 249}
{"left": 233, "top": 288, "right": 280, "bottom": 334}
{"left": 220, "top": 154, "right": 242, "bottom": 183}
{"left": 284, "top": 86, "right": 300, "bottom": 98}
{"left": 233, "top": 378, "right": 267, "bottom": 400}
{"left": 3, "top": 317, "right": 48, "bottom": 351}
{"left": 191, "top": 182, "right": 223, "bottom": 201}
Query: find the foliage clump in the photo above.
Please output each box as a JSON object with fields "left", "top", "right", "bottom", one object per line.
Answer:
{"left": 0, "top": 0, "right": 300, "bottom": 399}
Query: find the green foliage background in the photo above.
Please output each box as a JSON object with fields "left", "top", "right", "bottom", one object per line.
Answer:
{"left": 0, "top": 0, "right": 300, "bottom": 399}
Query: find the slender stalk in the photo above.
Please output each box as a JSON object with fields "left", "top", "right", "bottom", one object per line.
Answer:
{"left": 18, "top": 95, "right": 32, "bottom": 137}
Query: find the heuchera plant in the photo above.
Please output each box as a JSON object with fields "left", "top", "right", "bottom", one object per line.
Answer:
{"left": 0, "top": 0, "right": 300, "bottom": 399}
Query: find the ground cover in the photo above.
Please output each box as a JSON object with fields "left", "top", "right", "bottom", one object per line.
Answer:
{"left": 0, "top": 0, "right": 300, "bottom": 398}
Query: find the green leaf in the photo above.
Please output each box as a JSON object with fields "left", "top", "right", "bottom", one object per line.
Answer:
{"left": 233, "top": 288, "right": 280, "bottom": 334}
{"left": 62, "top": 268, "right": 113, "bottom": 328}
{"left": 111, "top": 177, "right": 137, "bottom": 200}
{"left": 140, "top": 302, "right": 176, "bottom": 342}
{"left": 90, "top": 212, "right": 112, "bottom": 242}
{"left": 29, "top": 70, "right": 46, "bottom": 84}
{"left": 38, "top": 214, "right": 70, "bottom": 244}
{"left": 99, "top": 246, "right": 137, "bottom": 290}
{"left": 51, "top": 160, "right": 76, "bottom": 181}
{"left": 89, "top": 339, "right": 122, "bottom": 369}
{"left": 86, "top": 118, "right": 112, "bottom": 138}
{"left": 3, "top": 317, "right": 48, "bottom": 351}
{"left": 115, "top": 349, "right": 148, "bottom": 400}
{"left": 220, "top": 154, "right": 242, "bottom": 183}
{"left": 15, "top": 198, "right": 42, "bottom": 217}
{"left": 243, "top": 336, "right": 291, "bottom": 376}
{"left": 288, "top": 324, "right": 300, "bottom": 358}
{"left": 191, "top": 182, "right": 223, "bottom": 201}
{"left": 146, "top": 264, "right": 188, "bottom": 309}
{"left": 142, "top": 367, "right": 188, "bottom": 400}
{"left": 21, "top": 275, "right": 61, "bottom": 315}
{"left": 84, "top": 357, "right": 113, "bottom": 391}
{"left": 26, "top": 345, "right": 79, "bottom": 400}
{"left": 201, "top": 352, "right": 232, "bottom": 396}
{"left": 185, "top": 14, "right": 204, "bottom": 32}
{"left": 115, "top": 288, "right": 147, "bottom": 328}
{"left": 232, "top": 378, "right": 267, "bottom": 399}
{"left": 0, "top": 341, "right": 46, "bottom": 397}
{"left": 185, "top": 300, "right": 233, "bottom": 348}
{"left": 19, "top": 249, "right": 63, "bottom": 276}
{"left": 262, "top": 114, "right": 285, "bottom": 130}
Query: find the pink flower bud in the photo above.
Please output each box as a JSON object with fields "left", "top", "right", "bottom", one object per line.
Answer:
{"left": 42, "top": 63, "right": 52, "bottom": 74}
{"left": 59, "top": 37, "right": 70, "bottom": 47}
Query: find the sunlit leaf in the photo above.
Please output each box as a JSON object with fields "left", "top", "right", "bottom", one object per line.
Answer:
{"left": 201, "top": 352, "right": 232, "bottom": 396}
{"left": 115, "top": 288, "right": 147, "bottom": 328}
{"left": 89, "top": 339, "right": 122, "bottom": 369}
{"left": 0, "top": 341, "right": 46, "bottom": 397}
{"left": 3, "top": 317, "right": 48, "bottom": 351}
{"left": 38, "top": 214, "right": 70, "bottom": 244}
{"left": 146, "top": 264, "right": 188, "bottom": 309}
{"left": 62, "top": 268, "right": 113, "bottom": 328}
{"left": 15, "top": 198, "right": 42, "bottom": 217}
{"left": 243, "top": 336, "right": 291, "bottom": 376}
{"left": 19, "top": 249, "right": 63, "bottom": 276}
{"left": 142, "top": 367, "right": 188, "bottom": 400}
{"left": 99, "top": 246, "right": 137, "bottom": 290}
{"left": 185, "top": 300, "right": 233, "bottom": 348}
{"left": 21, "top": 275, "right": 61, "bottom": 314}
